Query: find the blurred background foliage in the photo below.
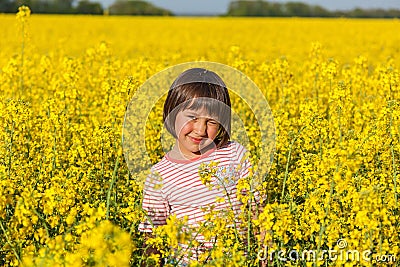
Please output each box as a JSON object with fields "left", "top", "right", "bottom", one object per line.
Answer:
{"left": 0, "top": 0, "right": 399, "bottom": 17}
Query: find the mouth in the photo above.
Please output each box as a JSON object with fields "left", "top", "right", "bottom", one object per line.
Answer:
{"left": 188, "top": 136, "right": 204, "bottom": 144}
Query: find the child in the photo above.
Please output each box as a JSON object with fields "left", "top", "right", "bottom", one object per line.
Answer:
{"left": 139, "top": 68, "right": 256, "bottom": 266}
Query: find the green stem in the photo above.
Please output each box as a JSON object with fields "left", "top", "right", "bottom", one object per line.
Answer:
{"left": 32, "top": 208, "right": 50, "bottom": 237}
{"left": 337, "top": 105, "right": 342, "bottom": 146}
{"left": 391, "top": 146, "right": 398, "bottom": 208}
{"left": 7, "top": 121, "right": 15, "bottom": 180}
{"left": 246, "top": 188, "right": 254, "bottom": 256}
{"left": 101, "top": 140, "right": 105, "bottom": 196}
{"left": 281, "top": 141, "right": 293, "bottom": 201}
{"left": 106, "top": 156, "right": 119, "bottom": 220}
{"left": 0, "top": 218, "right": 21, "bottom": 263}
{"left": 51, "top": 126, "right": 57, "bottom": 178}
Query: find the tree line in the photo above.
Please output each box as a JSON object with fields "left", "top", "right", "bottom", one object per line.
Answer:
{"left": 227, "top": 1, "right": 400, "bottom": 18}
{"left": 1, "top": 0, "right": 102, "bottom": 14}
{"left": 1, "top": 0, "right": 399, "bottom": 17}
{"left": 0, "top": 0, "right": 173, "bottom": 15}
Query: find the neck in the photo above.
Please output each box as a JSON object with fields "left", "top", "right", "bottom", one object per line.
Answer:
{"left": 169, "top": 142, "right": 216, "bottom": 161}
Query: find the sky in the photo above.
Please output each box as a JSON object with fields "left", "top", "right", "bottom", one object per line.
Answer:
{"left": 101, "top": 0, "right": 400, "bottom": 15}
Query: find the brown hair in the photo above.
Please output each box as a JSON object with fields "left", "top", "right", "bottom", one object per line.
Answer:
{"left": 163, "top": 68, "right": 231, "bottom": 148}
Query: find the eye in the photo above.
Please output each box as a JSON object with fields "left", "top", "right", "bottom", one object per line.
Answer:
{"left": 187, "top": 115, "right": 197, "bottom": 120}
{"left": 207, "top": 120, "right": 219, "bottom": 126}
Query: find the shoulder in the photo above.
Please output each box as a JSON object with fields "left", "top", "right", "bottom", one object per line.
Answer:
{"left": 144, "top": 157, "right": 172, "bottom": 186}
{"left": 217, "top": 141, "right": 249, "bottom": 162}
{"left": 150, "top": 156, "right": 172, "bottom": 173}
{"left": 220, "top": 140, "right": 247, "bottom": 154}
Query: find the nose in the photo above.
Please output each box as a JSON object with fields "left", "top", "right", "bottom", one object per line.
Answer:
{"left": 193, "top": 119, "right": 207, "bottom": 136}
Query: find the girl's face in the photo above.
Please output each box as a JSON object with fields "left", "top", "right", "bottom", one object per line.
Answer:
{"left": 173, "top": 108, "right": 220, "bottom": 159}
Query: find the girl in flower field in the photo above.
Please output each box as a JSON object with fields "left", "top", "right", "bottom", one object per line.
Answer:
{"left": 139, "top": 68, "right": 261, "bottom": 266}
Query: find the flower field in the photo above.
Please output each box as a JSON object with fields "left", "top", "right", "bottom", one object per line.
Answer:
{"left": 0, "top": 7, "right": 399, "bottom": 266}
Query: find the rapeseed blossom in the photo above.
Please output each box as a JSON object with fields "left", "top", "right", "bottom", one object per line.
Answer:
{"left": 0, "top": 7, "right": 399, "bottom": 266}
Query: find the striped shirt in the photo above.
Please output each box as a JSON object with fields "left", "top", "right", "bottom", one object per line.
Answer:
{"left": 139, "top": 141, "right": 254, "bottom": 262}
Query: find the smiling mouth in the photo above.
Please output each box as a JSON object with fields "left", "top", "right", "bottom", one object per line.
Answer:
{"left": 189, "top": 136, "right": 204, "bottom": 144}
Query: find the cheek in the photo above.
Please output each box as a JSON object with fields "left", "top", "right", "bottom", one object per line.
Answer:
{"left": 207, "top": 126, "right": 219, "bottom": 139}
{"left": 176, "top": 121, "right": 192, "bottom": 137}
